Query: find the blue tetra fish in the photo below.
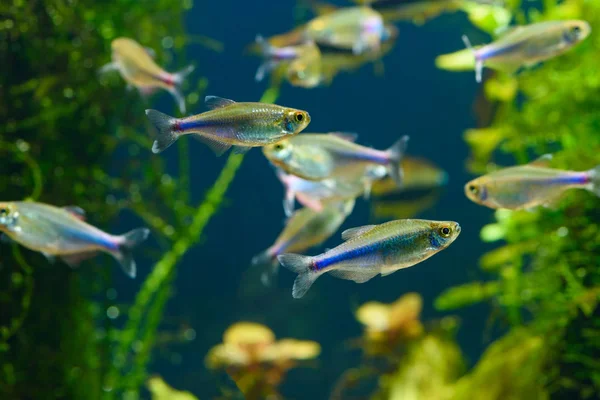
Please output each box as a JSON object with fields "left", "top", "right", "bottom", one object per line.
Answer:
{"left": 462, "top": 20, "right": 591, "bottom": 82}
{"left": 278, "top": 219, "right": 461, "bottom": 298}
{"left": 0, "top": 201, "right": 150, "bottom": 278}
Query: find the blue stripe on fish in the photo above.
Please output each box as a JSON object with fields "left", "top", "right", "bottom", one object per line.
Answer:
{"left": 477, "top": 40, "right": 525, "bottom": 61}
{"left": 178, "top": 120, "right": 206, "bottom": 131}
{"left": 553, "top": 173, "right": 590, "bottom": 185}
{"left": 316, "top": 242, "right": 378, "bottom": 270}
{"left": 63, "top": 226, "right": 117, "bottom": 251}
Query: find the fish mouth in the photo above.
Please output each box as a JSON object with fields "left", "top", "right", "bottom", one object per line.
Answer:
{"left": 304, "top": 112, "right": 312, "bottom": 126}
{"left": 454, "top": 222, "right": 461, "bottom": 235}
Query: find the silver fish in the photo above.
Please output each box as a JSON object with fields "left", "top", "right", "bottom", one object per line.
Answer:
{"left": 0, "top": 201, "right": 149, "bottom": 278}
{"left": 278, "top": 219, "right": 461, "bottom": 298}
{"left": 463, "top": 20, "right": 591, "bottom": 82}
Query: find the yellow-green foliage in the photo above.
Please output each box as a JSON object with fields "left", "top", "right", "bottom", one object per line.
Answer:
{"left": 436, "top": 0, "right": 600, "bottom": 396}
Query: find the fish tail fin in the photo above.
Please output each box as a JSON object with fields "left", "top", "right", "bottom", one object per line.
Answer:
{"left": 98, "top": 62, "right": 119, "bottom": 76}
{"left": 169, "top": 65, "right": 195, "bottom": 113}
{"left": 145, "top": 109, "right": 180, "bottom": 154}
{"left": 277, "top": 254, "right": 317, "bottom": 299}
{"left": 255, "top": 35, "right": 279, "bottom": 82}
{"left": 386, "top": 135, "right": 410, "bottom": 186}
{"left": 114, "top": 228, "right": 150, "bottom": 278}
{"left": 252, "top": 249, "right": 279, "bottom": 287}
{"left": 462, "top": 34, "right": 482, "bottom": 83}
{"left": 586, "top": 165, "right": 600, "bottom": 196}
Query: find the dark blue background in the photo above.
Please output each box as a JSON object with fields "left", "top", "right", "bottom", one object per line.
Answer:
{"left": 142, "top": 2, "right": 499, "bottom": 398}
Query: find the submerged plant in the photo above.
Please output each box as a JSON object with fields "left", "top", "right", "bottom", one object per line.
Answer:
{"left": 205, "top": 322, "right": 321, "bottom": 399}
{"left": 436, "top": 0, "right": 600, "bottom": 397}
{"left": 0, "top": 1, "right": 239, "bottom": 399}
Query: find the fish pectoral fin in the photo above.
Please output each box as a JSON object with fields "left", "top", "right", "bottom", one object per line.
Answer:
{"left": 61, "top": 251, "right": 99, "bottom": 268}
{"left": 42, "top": 252, "right": 56, "bottom": 264}
{"left": 328, "top": 269, "right": 378, "bottom": 283}
{"left": 63, "top": 206, "right": 86, "bottom": 220}
{"left": 528, "top": 154, "right": 553, "bottom": 167}
{"left": 341, "top": 225, "right": 376, "bottom": 241}
{"left": 380, "top": 269, "right": 398, "bottom": 277}
{"left": 232, "top": 145, "right": 252, "bottom": 155}
{"left": 192, "top": 135, "right": 232, "bottom": 156}
{"left": 204, "top": 95, "right": 236, "bottom": 109}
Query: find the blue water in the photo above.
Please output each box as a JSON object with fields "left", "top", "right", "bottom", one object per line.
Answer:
{"left": 136, "top": 3, "right": 499, "bottom": 398}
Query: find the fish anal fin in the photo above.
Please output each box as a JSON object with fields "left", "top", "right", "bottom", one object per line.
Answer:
{"left": 192, "top": 135, "right": 232, "bottom": 156}
{"left": 233, "top": 145, "right": 252, "bottom": 155}
{"left": 63, "top": 206, "right": 86, "bottom": 220}
{"left": 341, "top": 225, "right": 376, "bottom": 241}
{"left": 528, "top": 154, "right": 553, "bottom": 167}
{"left": 328, "top": 269, "right": 378, "bottom": 283}
{"left": 205, "top": 96, "right": 236, "bottom": 110}
{"left": 42, "top": 252, "right": 56, "bottom": 264}
{"left": 61, "top": 251, "right": 98, "bottom": 268}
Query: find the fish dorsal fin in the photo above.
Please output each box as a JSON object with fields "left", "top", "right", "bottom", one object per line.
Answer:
{"left": 205, "top": 96, "right": 236, "bottom": 110}
{"left": 63, "top": 206, "right": 86, "bottom": 220}
{"left": 330, "top": 132, "right": 358, "bottom": 142}
{"left": 341, "top": 225, "right": 376, "bottom": 241}
{"left": 528, "top": 154, "right": 553, "bottom": 167}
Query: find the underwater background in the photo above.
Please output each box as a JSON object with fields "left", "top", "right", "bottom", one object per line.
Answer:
{"left": 3, "top": 0, "right": 600, "bottom": 399}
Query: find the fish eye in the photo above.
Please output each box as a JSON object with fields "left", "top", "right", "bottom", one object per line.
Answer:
{"left": 571, "top": 26, "right": 581, "bottom": 36}
{"left": 294, "top": 112, "right": 304, "bottom": 123}
{"left": 439, "top": 226, "right": 452, "bottom": 238}
{"left": 468, "top": 184, "right": 479, "bottom": 195}
{"left": 0, "top": 208, "right": 7, "bottom": 215}
{"left": 274, "top": 143, "right": 284, "bottom": 151}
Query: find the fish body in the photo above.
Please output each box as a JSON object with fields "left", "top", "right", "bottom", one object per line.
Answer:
{"left": 254, "top": 36, "right": 323, "bottom": 88}
{"left": 278, "top": 219, "right": 460, "bottom": 298}
{"left": 263, "top": 133, "right": 408, "bottom": 185}
{"left": 252, "top": 200, "right": 355, "bottom": 284}
{"left": 305, "top": 7, "right": 386, "bottom": 54}
{"left": 146, "top": 96, "right": 311, "bottom": 154}
{"left": 463, "top": 20, "right": 591, "bottom": 82}
{"left": 372, "top": 157, "right": 448, "bottom": 197}
{"left": 368, "top": 0, "right": 463, "bottom": 24}
{"left": 99, "top": 37, "right": 194, "bottom": 113}
{"left": 465, "top": 155, "right": 600, "bottom": 209}
{"left": 0, "top": 202, "right": 149, "bottom": 278}
{"left": 277, "top": 171, "right": 363, "bottom": 216}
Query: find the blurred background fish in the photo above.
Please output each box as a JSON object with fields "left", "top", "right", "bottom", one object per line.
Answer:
{"left": 464, "top": 154, "right": 600, "bottom": 210}
{"left": 0, "top": 202, "right": 149, "bottom": 278}
{"left": 254, "top": 36, "right": 323, "bottom": 88}
{"left": 304, "top": 6, "right": 387, "bottom": 54}
{"left": 252, "top": 200, "right": 355, "bottom": 285}
{"left": 263, "top": 133, "right": 408, "bottom": 185}
{"left": 462, "top": 20, "right": 591, "bottom": 82}
{"left": 370, "top": 157, "right": 448, "bottom": 220}
{"left": 99, "top": 37, "right": 194, "bottom": 113}
{"left": 276, "top": 170, "right": 364, "bottom": 216}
